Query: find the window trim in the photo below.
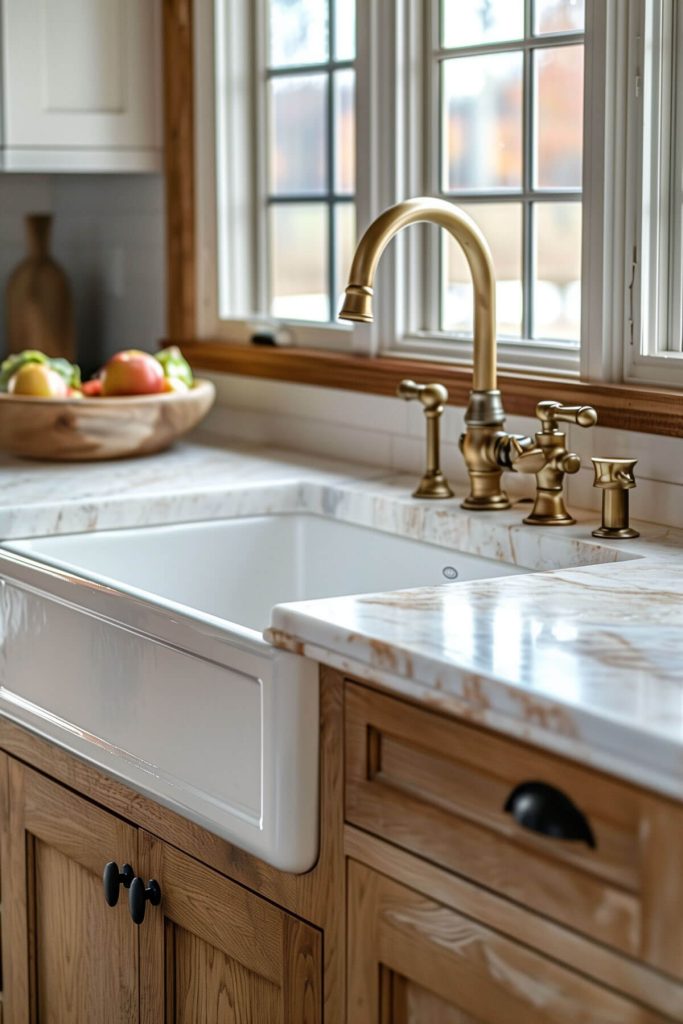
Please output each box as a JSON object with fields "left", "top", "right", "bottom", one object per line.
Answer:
{"left": 163, "top": 0, "right": 683, "bottom": 438}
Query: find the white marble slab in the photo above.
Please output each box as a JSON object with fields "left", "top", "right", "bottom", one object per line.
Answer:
{"left": 2, "top": 432, "right": 683, "bottom": 799}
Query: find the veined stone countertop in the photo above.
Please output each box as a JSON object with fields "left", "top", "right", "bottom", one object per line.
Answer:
{"left": 2, "top": 433, "right": 682, "bottom": 799}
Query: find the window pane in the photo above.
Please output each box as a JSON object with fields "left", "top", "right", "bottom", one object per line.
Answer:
{"left": 442, "top": 203, "right": 523, "bottom": 337}
{"left": 269, "top": 75, "right": 327, "bottom": 194}
{"left": 534, "top": 0, "right": 585, "bottom": 35}
{"left": 441, "top": 0, "right": 524, "bottom": 48}
{"left": 334, "top": 0, "right": 355, "bottom": 60}
{"left": 334, "top": 70, "right": 355, "bottom": 194}
{"left": 534, "top": 45, "right": 584, "bottom": 188}
{"left": 442, "top": 53, "right": 523, "bottom": 192}
{"left": 270, "top": 204, "right": 329, "bottom": 321}
{"left": 268, "top": 0, "right": 328, "bottom": 68}
{"left": 334, "top": 203, "right": 356, "bottom": 318}
{"left": 533, "top": 202, "right": 581, "bottom": 341}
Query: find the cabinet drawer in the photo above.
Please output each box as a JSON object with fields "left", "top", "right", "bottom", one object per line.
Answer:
{"left": 345, "top": 682, "right": 683, "bottom": 978}
{"left": 348, "top": 860, "right": 678, "bottom": 1024}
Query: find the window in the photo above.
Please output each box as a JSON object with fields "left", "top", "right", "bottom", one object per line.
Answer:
{"left": 196, "top": 0, "right": 683, "bottom": 389}
{"left": 436, "top": 2, "right": 584, "bottom": 346}
{"left": 265, "top": 0, "right": 356, "bottom": 325}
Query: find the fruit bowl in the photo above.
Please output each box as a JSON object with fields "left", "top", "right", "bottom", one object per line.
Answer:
{"left": 0, "top": 379, "right": 215, "bottom": 461}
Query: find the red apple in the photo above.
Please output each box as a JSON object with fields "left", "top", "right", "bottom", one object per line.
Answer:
{"left": 101, "top": 350, "right": 165, "bottom": 396}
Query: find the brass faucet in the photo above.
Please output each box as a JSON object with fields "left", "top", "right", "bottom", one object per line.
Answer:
{"left": 523, "top": 401, "right": 597, "bottom": 525}
{"left": 339, "top": 197, "right": 546, "bottom": 510}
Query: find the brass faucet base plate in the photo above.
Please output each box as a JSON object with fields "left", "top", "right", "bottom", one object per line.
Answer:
{"left": 523, "top": 512, "right": 576, "bottom": 526}
{"left": 461, "top": 494, "right": 511, "bottom": 511}
{"left": 592, "top": 525, "right": 640, "bottom": 539}
{"left": 413, "top": 473, "right": 455, "bottom": 500}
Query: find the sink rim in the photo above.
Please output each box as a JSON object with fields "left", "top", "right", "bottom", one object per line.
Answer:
{"left": 2, "top": 509, "right": 531, "bottom": 644}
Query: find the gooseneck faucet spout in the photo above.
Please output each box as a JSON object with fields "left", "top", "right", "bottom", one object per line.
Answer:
{"left": 339, "top": 197, "right": 497, "bottom": 393}
{"left": 339, "top": 197, "right": 522, "bottom": 510}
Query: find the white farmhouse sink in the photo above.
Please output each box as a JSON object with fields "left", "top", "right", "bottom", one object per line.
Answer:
{"left": 0, "top": 513, "right": 525, "bottom": 872}
{"left": 9, "top": 514, "right": 525, "bottom": 631}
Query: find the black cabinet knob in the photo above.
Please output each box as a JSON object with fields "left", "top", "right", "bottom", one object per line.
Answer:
{"left": 504, "top": 781, "right": 596, "bottom": 848}
{"left": 128, "top": 876, "right": 161, "bottom": 925}
{"left": 103, "top": 861, "right": 135, "bottom": 907}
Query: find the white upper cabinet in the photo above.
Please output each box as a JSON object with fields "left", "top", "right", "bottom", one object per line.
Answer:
{"left": 0, "top": 0, "right": 162, "bottom": 172}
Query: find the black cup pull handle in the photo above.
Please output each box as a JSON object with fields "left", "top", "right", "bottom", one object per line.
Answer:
{"left": 103, "top": 861, "right": 135, "bottom": 907}
{"left": 128, "top": 876, "right": 161, "bottom": 925}
{"left": 504, "top": 781, "right": 596, "bottom": 849}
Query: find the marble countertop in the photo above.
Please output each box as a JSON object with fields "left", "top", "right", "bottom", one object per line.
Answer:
{"left": 2, "top": 433, "right": 682, "bottom": 799}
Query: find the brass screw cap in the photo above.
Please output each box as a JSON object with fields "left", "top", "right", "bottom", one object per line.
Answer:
{"left": 591, "top": 457, "right": 640, "bottom": 539}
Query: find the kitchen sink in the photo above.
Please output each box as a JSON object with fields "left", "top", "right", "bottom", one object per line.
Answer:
{"left": 0, "top": 513, "right": 526, "bottom": 872}
{"left": 7, "top": 513, "right": 527, "bottom": 633}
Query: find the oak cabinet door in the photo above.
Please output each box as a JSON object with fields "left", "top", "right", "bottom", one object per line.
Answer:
{"left": 0, "top": 759, "right": 139, "bottom": 1024}
{"left": 347, "top": 861, "right": 673, "bottom": 1024}
{"left": 138, "top": 831, "right": 322, "bottom": 1024}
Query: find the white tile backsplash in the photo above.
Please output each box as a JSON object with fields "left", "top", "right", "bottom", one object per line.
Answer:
{"left": 0, "top": 174, "right": 165, "bottom": 371}
{"left": 204, "top": 370, "right": 683, "bottom": 529}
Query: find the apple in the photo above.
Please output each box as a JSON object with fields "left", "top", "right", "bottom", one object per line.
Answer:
{"left": 8, "top": 363, "right": 69, "bottom": 398}
{"left": 101, "top": 350, "right": 165, "bottom": 397}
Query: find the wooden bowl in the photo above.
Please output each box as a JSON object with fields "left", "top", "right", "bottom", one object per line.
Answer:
{"left": 0, "top": 379, "right": 216, "bottom": 461}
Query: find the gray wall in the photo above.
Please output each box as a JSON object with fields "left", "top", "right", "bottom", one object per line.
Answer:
{"left": 0, "top": 174, "right": 166, "bottom": 375}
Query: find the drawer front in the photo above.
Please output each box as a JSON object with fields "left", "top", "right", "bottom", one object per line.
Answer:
{"left": 348, "top": 860, "right": 677, "bottom": 1024}
{"left": 345, "top": 681, "right": 683, "bottom": 978}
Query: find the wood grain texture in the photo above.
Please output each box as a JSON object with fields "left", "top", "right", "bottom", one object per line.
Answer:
{"left": 178, "top": 340, "right": 683, "bottom": 437}
{"left": 0, "top": 751, "right": 8, "bottom": 1023}
{"left": 392, "top": 975, "right": 486, "bottom": 1024}
{"left": 345, "top": 827, "right": 683, "bottom": 1021}
{"left": 348, "top": 860, "right": 675, "bottom": 1024}
{"left": 139, "top": 830, "right": 322, "bottom": 1024}
{"left": 163, "top": 0, "right": 196, "bottom": 339}
{"left": 34, "top": 841, "right": 135, "bottom": 1023}
{"left": 1, "top": 760, "right": 138, "bottom": 1024}
{"left": 282, "top": 916, "right": 323, "bottom": 1024}
{"left": 0, "top": 380, "right": 214, "bottom": 461}
{"left": 345, "top": 680, "right": 683, "bottom": 976}
{"left": 172, "top": 928, "right": 280, "bottom": 1024}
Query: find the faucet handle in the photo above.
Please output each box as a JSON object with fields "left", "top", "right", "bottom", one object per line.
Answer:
{"left": 397, "top": 379, "right": 449, "bottom": 412}
{"left": 536, "top": 401, "right": 597, "bottom": 431}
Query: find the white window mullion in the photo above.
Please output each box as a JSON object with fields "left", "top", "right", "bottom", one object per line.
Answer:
{"left": 580, "top": 0, "right": 637, "bottom": 382}
{"left": 665, "top": 0, "right": 683, "bottom": 353}
{"left": 625, "top": 0, "right": 683, "bottom": 386}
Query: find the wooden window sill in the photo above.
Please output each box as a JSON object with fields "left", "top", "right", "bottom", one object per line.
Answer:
{"left": 178, "top": 340, "right": 683, "bottom": 437}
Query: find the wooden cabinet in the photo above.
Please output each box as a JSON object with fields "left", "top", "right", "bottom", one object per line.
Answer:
{"left": 0, "top": 759, "right": 139, "bottom": 1023}
{"left": 0, "top": 758, "right": 322, "bottom": 1024}
{"left": 138, "top": 831, "right": 321, "bottom": 1023}
{"left": 347, "top": 860, "right": 676, "bottom": 1024}
{"left": 0, "top": 0, "right": 162, "bottom": 172}
{"left": 346, "top": 681, "right": 683, "bottom": 979}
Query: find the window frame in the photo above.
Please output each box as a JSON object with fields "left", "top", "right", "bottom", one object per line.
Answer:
{"left": 165, "top": 0, "right": 683, "bottom": 439}
{"left": 389, "top": 0, "right": 585, "bottom": 377}
{"left": 623, "top": 0, "right": 683, "bottom": 385}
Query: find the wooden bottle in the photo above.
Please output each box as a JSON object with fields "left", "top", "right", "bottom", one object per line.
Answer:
{"left": 5, "top": 213, "right": 76, "bottom": 360}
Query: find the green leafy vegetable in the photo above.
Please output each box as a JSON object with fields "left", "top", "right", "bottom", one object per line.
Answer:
{"left": 154, "top": 346, "right": 193, "bottom": 388}
{"left": 0, "top": 351, "right": 47, "bottom": 391}
{"left": 48, "top": 357, "right": 81, "bottom": 390}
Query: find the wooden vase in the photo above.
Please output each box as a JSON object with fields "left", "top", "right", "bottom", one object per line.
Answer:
{"left": 5, "top": 213, "right": 76, "bottom": 361}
